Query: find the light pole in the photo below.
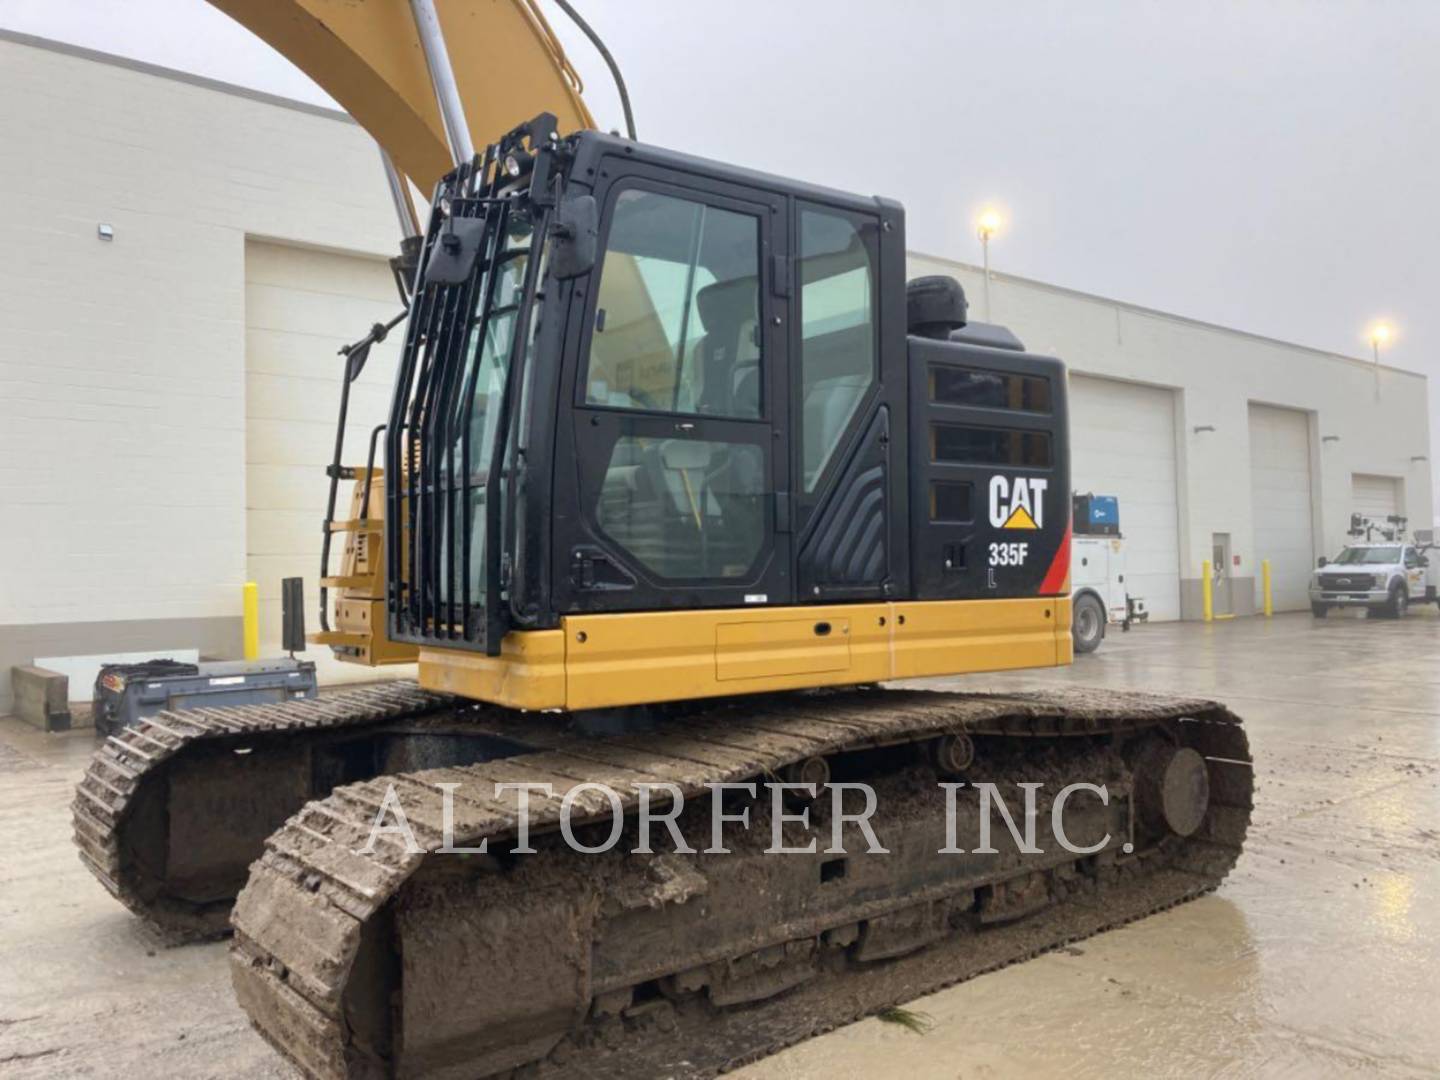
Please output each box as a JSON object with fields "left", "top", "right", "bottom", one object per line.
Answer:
{"left": 1368, "top": 321, "right": 1393, "bottom": 402}
{"left": 975, "top": 207, "right": 1002, "bottom": 321}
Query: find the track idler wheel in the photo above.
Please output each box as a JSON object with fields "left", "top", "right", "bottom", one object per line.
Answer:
{"left": 930, "top": 733, "right": 976, "bottom": 777}
{"left": 1134, "top": 741, "right": 1210, "bottom": 837}
{"left": 782, "top": 755, "right": 832, "bottom": 788}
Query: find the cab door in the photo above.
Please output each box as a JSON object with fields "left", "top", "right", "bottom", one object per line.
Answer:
{"left": 790, "top": 201, "right": 906, "bottom": 602}
{"left": 552, "top": 170, "right": 792, "bottom": 613}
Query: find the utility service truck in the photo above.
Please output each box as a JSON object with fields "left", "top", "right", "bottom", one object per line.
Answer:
{"left": 1070, "top": 493, "right": 1147, "bottom": 652}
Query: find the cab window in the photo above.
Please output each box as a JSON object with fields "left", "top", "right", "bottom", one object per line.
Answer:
{"left": 798, "top": 206, "right": 878, "bottom": 491}
{"left": 584, "top": 189, "right": 761, "bottom": 419}
{"left": 931, "top": 423, "right": 1053, "bottom": 468}
{"left": 930, "top": 367, "right": 1051, "bottom": 412}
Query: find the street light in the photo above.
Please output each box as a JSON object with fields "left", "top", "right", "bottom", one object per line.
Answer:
{"left": 975, "top": 206, "right": 1003, "bottom": 321}
{"left": 1367, "top": 321, "right": 1395, "bottom": 402}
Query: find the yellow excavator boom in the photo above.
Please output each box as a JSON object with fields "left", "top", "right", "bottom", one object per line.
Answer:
{"left": 205, "top": 0, "right": 596, "bottom": 190}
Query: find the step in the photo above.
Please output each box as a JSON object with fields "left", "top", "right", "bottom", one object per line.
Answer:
{"left": 321, "top": 575, "right": 375, "bottom": 590}
{"left": 309, "top": 630, "right": 370, "bottom": 647}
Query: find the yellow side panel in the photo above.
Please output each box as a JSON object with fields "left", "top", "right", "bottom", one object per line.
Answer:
{"left": 418, "top": 598, "right": 1071, "bottom": 712}
{"left": 1054, "top": 596, "right": 1075, "bottom": 665}
{"left": 418, "top": 629, "right": 565, "bottom": 710}
{"left": 888, "top": 597, "right": 1065, "bottom": 680}
{"left": 562, "top": 605, "right": 889, "bottom": 710}
{"left": 715, "top": 617, "right": 852, "bottom": 681}
{"left": 206, "top": 0, "right": 595, "bottom": 189}
{"left": 562, "top": 598, "right": 1066, "bottom": 711}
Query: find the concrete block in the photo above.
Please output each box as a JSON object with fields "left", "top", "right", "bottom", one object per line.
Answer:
{"left": 11, "top": 666, "right": 72, "bottom": 732}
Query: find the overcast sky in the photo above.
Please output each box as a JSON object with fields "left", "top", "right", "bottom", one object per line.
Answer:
{"left": 4, "top": 0, "right": 1437, "bottom": 509}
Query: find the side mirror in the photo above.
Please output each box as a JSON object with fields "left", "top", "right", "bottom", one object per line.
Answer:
{"left": 550, "top": 194, "right": 598, "bottom": 280}
{"left": 1317, "top": 556, "right": 1328, "bottom": 568}
{"left": 422, "top": 217, "right": 486, "bottom": 287}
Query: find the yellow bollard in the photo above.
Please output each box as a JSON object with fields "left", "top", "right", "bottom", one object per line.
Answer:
{"left": 243, "top": 581, "right": 260, "bottom": 660}
{"left": 1201, "top": 560, "right": 1213, "bottom": 622}
{"left": 1261, "top": 559, "right": 1273, "bottom": 617}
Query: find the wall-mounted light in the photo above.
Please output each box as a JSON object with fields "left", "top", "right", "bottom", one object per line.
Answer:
{"left": 1192, "top": 425, "right": 1216, "bottom": 434}
{"left": 1366, "top": 321, "right": 1395, "bottom": 404}
{"left": 974, "top": 205, "right": 1005, "bottom": 321}
{"left": 1322, "top": 435, "right": 1341, "bottom": 444}
{"left": 1411, "top": 455, "right": 1428, "bottom": 462}
{"left": 97, "top": 224, "right": 114, "bottom": 241}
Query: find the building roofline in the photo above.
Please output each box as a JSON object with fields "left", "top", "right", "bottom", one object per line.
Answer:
{"left": 909, "top": 248, "right": 1426, "bottom": 381}
{"left": 0, "top": 27, "right": 354, "bottom": 125}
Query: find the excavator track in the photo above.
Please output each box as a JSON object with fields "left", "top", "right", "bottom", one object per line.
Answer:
{"left": 229, "top": 685, "right": 1252, "bottom": 1079}
{"left": 72, "top": 681, "right": 464, "bottom": 937}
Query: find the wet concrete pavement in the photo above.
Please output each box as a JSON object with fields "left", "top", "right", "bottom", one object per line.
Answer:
{"left": 2, "top": 611, "right": 1438, "bottom": 1078}
{"left": 738, "top": 610, "right": 1440, "bottom": 1078}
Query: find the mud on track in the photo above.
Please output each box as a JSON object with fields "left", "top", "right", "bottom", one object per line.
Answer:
{"left": 228, "top": 686, "right": 1249, "bottom": 1078}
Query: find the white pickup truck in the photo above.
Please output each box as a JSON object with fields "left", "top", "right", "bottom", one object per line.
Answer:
{"left": 1309, "top": 538, "right": 1438, "bottom": 618}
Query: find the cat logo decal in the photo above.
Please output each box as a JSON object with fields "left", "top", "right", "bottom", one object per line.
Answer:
{"left": 989, "top": 475, "right": 1048, "bottom": 530}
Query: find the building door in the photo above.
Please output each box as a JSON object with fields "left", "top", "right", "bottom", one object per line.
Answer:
{"left": 1352, "top": 473, "right": 1402, "bottom": 526}
{"left": 1069, "top": 374, "right": 1181, "bottom": 619}
{"left": 1247, "top": 404, "right": 1315, "bottom": 611}
{"left": 1211, "top": 532, "right": 1233, "bottom": 616}
{"left": 243, "top": 241, "right": 401, "bottom": 652}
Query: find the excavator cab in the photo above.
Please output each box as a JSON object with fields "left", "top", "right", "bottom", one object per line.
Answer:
{"left": 387, "top": 115, "right": 1072, "bottom": 710}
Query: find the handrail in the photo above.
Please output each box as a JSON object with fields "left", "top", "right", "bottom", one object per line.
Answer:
{"left": 317, "top": 312, "right": 407, "bottom": 632}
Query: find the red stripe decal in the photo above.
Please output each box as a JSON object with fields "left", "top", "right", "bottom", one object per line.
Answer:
{"left": 1039, "top": 524, "right": 1072, "bottom": 595}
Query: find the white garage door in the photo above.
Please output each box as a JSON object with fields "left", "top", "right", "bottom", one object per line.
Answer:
{"left": 1248, "top": 404, "right": 1314, "bottom": 611}
{"left": 244, "top": 241, "right": 403, "bottom": 651}
{"left": 1351, "top": 473, "right": 1402, "bottom": 523}
{"left": 1069, "top": 374, "right": 1181, "bottom": 620}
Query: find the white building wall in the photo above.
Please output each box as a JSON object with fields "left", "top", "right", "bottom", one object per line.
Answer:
{"left": 0, "top": 33, "right": 399, "bottom": 707}
{"left": 908, "top": 252, "right": 1433, "bottom": 617}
